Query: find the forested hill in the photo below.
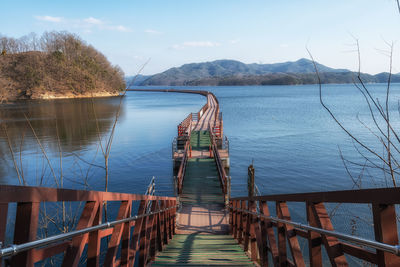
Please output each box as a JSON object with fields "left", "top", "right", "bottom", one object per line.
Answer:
{"left": 128, "top": 59, "right": 400, "bottom": 86}
{"left": 0, "top": 32, "right": 126, "bottom": 101}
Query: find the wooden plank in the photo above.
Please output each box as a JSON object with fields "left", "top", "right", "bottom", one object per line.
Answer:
{"left": 0, "top": 185, "right": 175, "bottom": 203}
{"left": 87, "top": 201, "right": 103, "bottom": 267}
{"left": 248, "top": 201, "right": 257, "bottom": 261}
{"left": 138, "top": 201, "right": 149, "bottom": 267}
{"left": 104, "top": 201, "right": 131, "bottom": 267}
{"left": 307, "top": 202, "right": 322, "bottom": 267}
{"left": 11, "top": 202, "right": 39, "bottom": 267}
{"left": 277, "top": 202, "right": 305, "bottom": 267}
{"left": 32, "top": 241, "right": 71, "bottom": 263}
{"left": 276, "top": 201, "right": 287, "bottom": 266}
{"left": 311, "top": 202, "right": 348, "bottom": 267}
{"left": 0, "top": 203, "right": 8, "bottom": 267}
{"left": 260, "top": 201, "right": 279, "bottom": 266}
{"left": 372, "top": 203, "right": 400, "bottom": 267}
{"left": 231, "top": 188, "right": 400, "bottom": 204}
{"left": 62, "top": 201, "right": 99, "bottom": 267}
{"left": 128, "top": 200, "right": 147, "bottom": 266}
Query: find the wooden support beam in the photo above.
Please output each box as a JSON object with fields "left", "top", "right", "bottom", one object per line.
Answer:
{"left": 62, "top": 201, "right": 99, "bottom": 267}
{"left": 276, "top": 201, "right": 287, "bottom": 267}
{"left": 310, "top": 202, "right": 348, "bottom": 267}
{"left": 11, "top": 202, "right": 39, "bottom": 267}
{"left": 307, "top": 202, "right": 322, "bottom": 267}
{"left": 87, "top": 201, "right": 103, "bottom": 267}
{"left": 104, "top": 201, "right": 131, "bottom": 267}
{"left": 277, "top": 202, "right": 305, "bottom": 267}
{"left": 129, "top": 200, "right": 147, "bottom": 266}
{"left": 260, "top": 201, "right": 279, "bottom": 265}
{"left": 372, "top": 203, "right": 400, "bottom": 267}
{"left": 0, "top": 203, "right": 8, "bottom": 267}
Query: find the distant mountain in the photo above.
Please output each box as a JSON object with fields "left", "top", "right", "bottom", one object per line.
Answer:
{"left": 125, "top": 74, "right": 151, "bottom": 87}
{"left": 129, "top": 59, "right": 400, "bottom": 86}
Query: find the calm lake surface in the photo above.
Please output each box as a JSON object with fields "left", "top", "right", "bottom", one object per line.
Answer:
{"left": 2, "top": 84, "right": 400, "bottom": 263}
{"left": 1, "top": 84, "right": 400, "bottom": 196}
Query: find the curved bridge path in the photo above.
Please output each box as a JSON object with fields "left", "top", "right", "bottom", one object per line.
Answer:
{"left": 129, "top": 89, "right": 254, "bottom": 266}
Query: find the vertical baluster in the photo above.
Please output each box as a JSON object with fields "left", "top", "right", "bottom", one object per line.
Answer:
{"left": 372, "top": 203, "right": 400, "bottom": 267}
{"left": 276, "top": 201, "right": 287, "bottom": 266}
{"left": 11, "top": 202, "right": 39, "bottom": 267}
{"left": 87, "top": 201, "right": 103, "bottom": 267}
{"left": 306, "top": 202, "right": 322, "bottom": 267}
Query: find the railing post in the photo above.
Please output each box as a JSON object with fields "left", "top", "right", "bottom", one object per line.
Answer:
{"left": 277, "top": 202, "right": 305, "bottom": 267}
{"left": 104, "top": 200, "right": 131, "bottom": 267}
{"left": 129, "top": 200, "right": 147, "bottom": 266}
{"left": 372, "top": 203, "right": 400, "bottom": 267}
{"left": 62, "top": 201, "right": 99, "bottom": 267}
{"left": 11, "top": 202, "right": 39, "bottom": 267}
{"left": 248, "top": 164, "right": 255, "bottom": 198}
{"left": 249, "top": 200, "right": 258, "bottom": 262}
{"left": 0, "top": 203, "right": 8, "bottom": 267}
{"left": 238, "top": 200, "right": 245, "bottom": 244}
{"left": 306, "top": 202, "right": 322, "bottom": 267}
{"left": 276, "top": 201, "right": 287, "bottom": 266}
{"left": 87, "top": 201, "right": 103, "bottom": 267}
{"left": 244, "top": 200, "right": 250, "bottom": 252}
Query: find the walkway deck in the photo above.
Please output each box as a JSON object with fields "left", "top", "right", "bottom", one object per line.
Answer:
{"left": 151, "top": 234, "right": 255, "bottom": 266}
{"left": 153, "top": 91, "right": 253, "bottom": 266}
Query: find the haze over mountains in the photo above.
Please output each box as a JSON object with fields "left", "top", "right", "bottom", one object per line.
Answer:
{"left": 127, "top": 58, "right": 400, "bottom": 86}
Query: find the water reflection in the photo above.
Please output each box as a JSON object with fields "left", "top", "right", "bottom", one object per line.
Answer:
{"left": 0, "top": 96, "right": 125, "bottom": 185}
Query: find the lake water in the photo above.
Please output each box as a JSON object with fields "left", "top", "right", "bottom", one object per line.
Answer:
{"left": 1, "top": 83, "right": 400, "bottom": 196}
{"left": 2, "top": 84, "right": 400, "bottom": 265}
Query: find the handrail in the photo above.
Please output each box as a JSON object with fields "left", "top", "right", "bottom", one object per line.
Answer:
{"left": 176, "top": 140, "right": 190, "bottom": 194}
{"left": 209, "top": 122, "right": 227, "bottom": 195}
{"left": 230, "top": 206, "right": 400, "bottom": 256}
{"left": 0, "top": 185, "right": 177, "bottom": 266}
{"left": 0, "top": 205, "right": 178, "bottom": 258}
{"left": 229, "top": 188, "right": 400, "bottom": 266}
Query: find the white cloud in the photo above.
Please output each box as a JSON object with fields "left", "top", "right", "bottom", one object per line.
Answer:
{"left": 34, "top": 15, "right": 63, "bottom": 23}
{"left": 34, "top": 15, "right": 132, "bottom": 33}
{"left": 144, "top": 29, "right": 161, "bottom": 34}
{"left": 229, "top": 39, "right": 240, "bottom": 44}
{"left": 84, "top": 17, "right": 103, "bottom": 25}
{"left": 280, "top": 43, "right": 289, "bottom": 48}
{"left": 172, "top": 41, "right": 221, "bottom": 50}
{"left": 107, "top": 25, "right": 132, "bottom": 32}
{"left": 183, "top": 41, "right": 220, "bottom": 47}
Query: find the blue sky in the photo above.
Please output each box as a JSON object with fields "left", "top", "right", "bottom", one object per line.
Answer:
{"left": 1, "top": 0, "right": 400, "bottom": 75}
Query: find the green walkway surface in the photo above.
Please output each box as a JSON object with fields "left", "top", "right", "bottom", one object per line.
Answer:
{"left": 179, "top": 158, "right": 224, "bottom": 206}
{"left": 190, "top": 130, "right": 211, "bottom": 150}
{"left": 152, "top": 131, "right": 254, "bottom": 266}
{"left": 151, "top": 234, "right": 255, "bottom": 266}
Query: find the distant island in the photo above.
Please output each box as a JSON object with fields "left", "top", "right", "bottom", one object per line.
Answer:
{"left": 127, "top": 59, "right": 400, "bottom": 86}
{"left": 0, "top": 31, "right": 125, "bottom": 101}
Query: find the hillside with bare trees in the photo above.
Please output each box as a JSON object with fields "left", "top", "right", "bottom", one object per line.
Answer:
{"left": 0, "top": 31, "right": 125, "bottom": 101}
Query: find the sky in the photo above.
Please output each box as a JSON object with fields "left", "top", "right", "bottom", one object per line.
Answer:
{"left": 1, "top": 0, "right": 400, "bottom": 75}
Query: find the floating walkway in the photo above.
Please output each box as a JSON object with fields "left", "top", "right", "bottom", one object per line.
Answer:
{"left": 152, "top": 93, "right": 254, "bottom": 265}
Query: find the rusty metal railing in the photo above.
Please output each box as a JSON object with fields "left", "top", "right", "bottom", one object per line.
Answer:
{"left": 0, "top": 185, "right": 177, "bottom": 266}
{"left": 229, "top": 188, "right": 400, "bottom": 267}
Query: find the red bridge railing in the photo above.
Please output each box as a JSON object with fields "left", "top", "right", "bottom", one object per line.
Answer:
{"left": 0, "top": 185, "right": 177, "bottom": 267}
{"left": 229, "top": 188, "right": 400, "bottom": 267}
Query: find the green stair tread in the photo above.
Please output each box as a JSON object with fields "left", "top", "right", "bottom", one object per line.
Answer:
{"left": 152, "top": 234, "right": 254, "bottom": 266}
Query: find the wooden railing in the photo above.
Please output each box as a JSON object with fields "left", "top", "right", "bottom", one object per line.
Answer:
{"left": 209, "top": 123, "right": 228, "bottom": 197}
{"left": 0, "top": 185, "right": 177, "bottom": 267}
{"left": 177, "top": 113, "right": 192, "bottom": 136}
{"left": 176, "top": 140, "right": 190, "bottom": 194}
{"left": 229, "top": 188, "right": 400, "bottom": 267}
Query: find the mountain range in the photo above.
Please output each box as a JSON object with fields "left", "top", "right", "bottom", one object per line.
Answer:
{"left": 126, "top": 58, "right": 400, "bottom": 86}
